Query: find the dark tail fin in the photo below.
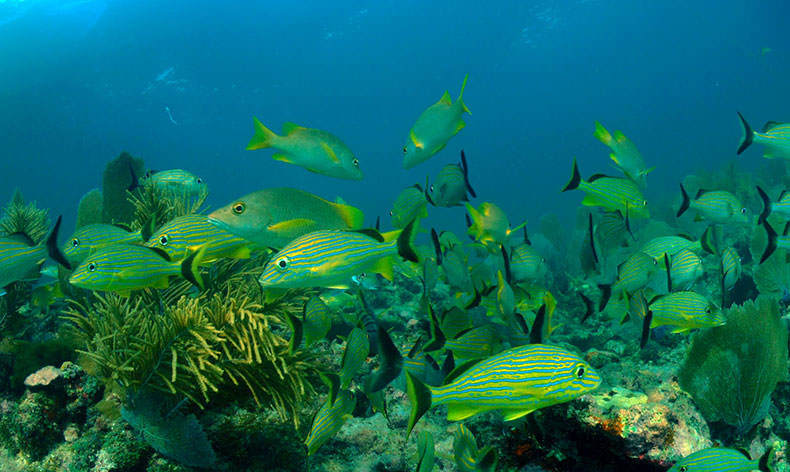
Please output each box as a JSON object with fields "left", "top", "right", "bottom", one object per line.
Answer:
{"left": 598, "top": 283, "right": 612, "bottom": 311}
{"left": 375, "top": 216, "right": 380, "bottom": 232}
{"left": 640, "top": 309, "right": 653, "bottom": 349}
{"left": 430, "top": 228, "right": 442, "bottom": 265}
{"left": 423, "top": 302, "right": 446, "bottom": 352}
{"left": 500, "top": 245, "right": 512, "bottom": 284}
{"left": 460, "top": 150, "right": 477, "bottom": 198}
{"left": 529, "top": 304, "right": 546, "bottom": 344}
{"left": 757, "top": 185, "right": 772, "bottom": 225}
{"left": 580, "top": 293, "right": 594, "bottom": 323}
{"left": 523, "top": 226, "right": 531, "bottom": 245}
{"left": 365, "top": 325, "right": 404, "bottom": 393}
{"left": 397, "top": 219, "right": 419, "bottom": 263}
{"left": 700, "top": 225, "right": 718, "bottom": 255}
{"left": 405, "top": 370, "right": 432, "bottom": 439}
{"left": 464, "top": 213, "right": 474, "bottom": 241}
{"left": 562, "top": 158, "right": 581, "bottom": 192}
{"left": 284, "top": 311, "right": 303, "bottom": 354}
{"left": 180, "top": 245, "right": 207, "bottom": 289}
{"left": 677, "top": 183, "right": 690, "bottom": 217}
{"left": 46, "top": 215, "right": 72, "bottom": 270}
{"left": 736, "top": 111, "right": 754, "bottom": 155}
{"left": 588, "top": 213, "right": 599, "bottom": 264}
{"left": 761, "top": 220, "right": 778, "bottom": 263}
{"left": 665, "top": 252, "right": 673, "bottom": 293}
{"left": 758, "top": 446, "right": 773, "bottom": 472}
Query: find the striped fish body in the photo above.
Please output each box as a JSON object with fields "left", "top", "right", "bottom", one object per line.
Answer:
{"left": 769, "top": 190, "right": 790, "bottom": 218}
{"left": 721, "top": 247, "right": 742, "bottom": 291}
{"left": 303, "top": 296, "right": 331, "bottom": 346}
{"left": 593, "top": 121, "right": 649, "bottom": 188}
{"left": 689, "top": 190, "right": 749, "bottom": 224}
{"left": 668, "top": 447, "right": 766, "bottom": 472}
{"left": 612, "top": 252, "right": 658, "bottom": 294}
{"left": 207, "top": 188, "right": 364, "bottom": 249}
{"left": 752, "top": 122, "right": 790, "bottom": 159}
{"left": 305, "top": 390, "right": 356, "bottom": 456}
{"left": 442, "top": 251, "right": 473, "bottom": 292}
{"left": 63, "top": 224, "right": 143, "bottom": 267}
{"left": 146, "top": 215, "right": 251, "bottom": 263}
{"left": 649, "top": 291, "right": 724, "bottom": 332}
{"left": 391, "top": 185, "right": 428, "bottom": 229}
{"left": 454, "top": 424, "right": 497, "bottom": 472}
{"left": 145, "top": 169, "right": 206, "bottom": 196}
{"left": 669, "top": 248, "right": 703, "bottom": 290}
{"left": 430, "top": 344, "right": 600, "bottom": 421}
{"left": 641, "top": 236, "right": 700, "bottom": 261}
{"left": 444, "top": 325, "right": 500, "bottom": 361}
{"left": 578, "top": 176, "right": 648, "bottom": 217}
{"left": 339, "top": 327, "right": 369, "bottom": 389}
{"left": 430, "top": 164, "right": 468, "bottom": 207}
{"left": 69, "top": 244, "right": 188, "bottom": 293}
{"left": 0, "top": 238, "right": 46, "bottom": 287}
{"left": 510, "top": 243, "right": 545, "bottom": 282}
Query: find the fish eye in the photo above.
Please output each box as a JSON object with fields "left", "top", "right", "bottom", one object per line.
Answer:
{"left": 196, "top": 178, "right": 203, "bottom": 184}
{"left": 679, "top": 467, "right": 687, "bottom": 472}
{"left": 159, "top": 234, "right": 168, "bottom": 246}
{"left": 402, "top": 146, "right": 408, "bottom": 154}
{"left": 88, "top": 262, "right": 97, "bottom": 272}
{"left": 232, "top": 202, "right": 246, "bottom": 215}
{"left": 389, "top": 210, "right": 393, "bottom": 216}
{"left": 430, "top": 184, "right": 434, "bottom": 193}
{"left": 352, "top": 158, "right": 359, "bottom": 167}
{"left": 275, "top": 256, "right": 289, "bottom": 272}
{"left": 705, "top": 307, "right": 711, "bottom": 313}
{"left": 642, "top": 199, "right": 647, "bottom": 206}
{"left": 71, "top": 238, "right": 80, "bottom": 248}
{"left": 574, "top": 364, "right": 585, "bottom": 378}
{"left": 740, "top": 207, "right": 747, "bottom": 214}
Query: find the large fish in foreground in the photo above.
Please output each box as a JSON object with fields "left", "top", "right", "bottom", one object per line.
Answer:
{"left": 247, "top": 118, "right": 362, "bottom": 180}
{"left": 403, "top": 75, "right": 471, "bottom": 169}
{"left": 737, "top": 111, "right": 790, "bottom": 159}
{"left": 207, "top": 188, "right": 364, "bottom": 249}
{"left": 63, "top": 223, "right": 147, "bottom": 267}
{"left": 405, "top": 344, "right": 600, "bottom": 435}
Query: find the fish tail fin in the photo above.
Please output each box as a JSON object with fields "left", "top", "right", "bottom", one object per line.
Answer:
{"left": 397, "top": 219, "right": 420, "bottom": 263}
{"left": 430, "top": 228, "right": 443, "bottom": 265}
{"left": 597, "top": 283, "right": 612, "bottom": 311}
{"left": 700, "top": 225, "right": 718, "bottom": 255}
{"left": 593, "top": 121, "right": 613, "bottom": 146}
{"left": 761, "top": 220, "right": 778, "bottom": 263}
{"left": 757, "top": 185, "right": 772, "bottom": 225}
{"left": 529, "top": 304, "right": 546, "bottom": 344}
{"left": 676, "top": 183, "right": 690, "bottom": 217}
{"left": 405, "top": 370, "right": 433, "bottom": 439}
{"left": 580, "top": 293, "right": 595, "bottom": 323}
{"left": 640, "top": 309, "right": 653, "bottom": 349}
{"left": 758, "top": 446, "right": 774, "bottom": 472}
{"left": 460, "top": 150, "right": 477, "bottom": 198}
{"left": 181, "top": 245, "right": 207, "bottom": 290}
{"left": 562, "top": 158, "right": 582, "bottom": 192}
{"left": 457, "top": 74, "right": 471, "bottom": 114}
{"left": 46, "top": 215, "right": 72, "bottom": 270}
{"left": 335, "top": 203, "right": 365, "bottom": 229}
{"left": 665, "top": 252, "right": 673, "bottom": 293}
{"left": 588, "top": 213, "right": 599, "bottom": 264}
{"left": 737, "top": 111, "right": 754, "bottom": 155}
{"left": 246, "top": 117, "right": 278, "bottom": 150}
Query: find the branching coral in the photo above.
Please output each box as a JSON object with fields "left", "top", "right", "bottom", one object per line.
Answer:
{"left": 128, "top": 181, "right": 208, "bottom": 235}
{"left": 0, "top": 189, "right": 50, "bottom": 243}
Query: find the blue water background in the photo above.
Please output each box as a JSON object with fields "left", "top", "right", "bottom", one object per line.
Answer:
{"left": 1, "top": 0, "right": 788, "bottom": 237}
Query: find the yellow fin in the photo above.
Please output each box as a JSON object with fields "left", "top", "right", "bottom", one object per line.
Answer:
{"left": 229, "top": 245, "right": 252, "bottom": 259}
{"left": 153, "top": 277, "right": 170, "bottom": 289}
{"left": 439, "top": 90, "right": 452, "bottom": 106}
{"left": 272, "top": 153, "right": 294, "bottom": 164}
{"left": 455, "top": 120, "right": 466, "bottom": 133}
{"left": 320, "top": 142, "right": 340, "bottom": 163}
{"left": 581, "top": 194, "right": 603, "bottom": 207}
{"left": 282, "top": 122, "right": 303, "bottom": 135}
{"left": 333, "top": 203, "right": 364, "bottom": 229}
{"left": 593, "top": 121, "right": 612, "bottom": 145}
{"left": 381, "top": 229, "right": 401, "bottom": 243}
{"left": 247, "top": 117, "right": 278, "bottom": 150}
{"left": 431, "top": 143, "right": 447, "bottom": 155}
{"left": 267, "top": 218, "right": 318, "bottom": 235}
{"left": 409, "top": 129, "right": 424, "bottom": 149}
{"left": 446, "top": 403, "right": 482, "bottom": 421}
{"left": 374, "top": 256, "right": 395, "bottom": 281}
{"left": 502, "top": 409, "right": 535, "bottom": 421}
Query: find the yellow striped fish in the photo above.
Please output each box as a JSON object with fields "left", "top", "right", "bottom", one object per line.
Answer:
{"left": 305, "top": 390, "right": 356, "bottom": 456}
{"left": 63, "top": 223, "right": 146, "bottom": 267}
{"left": 146, "top": 214, "right": 252, "bottom": 263}
{"left": 445, "top": 325, "right": 501, "bottom": 361}
{"left": 1, "top": 216, "right": 69, "bottom": 287}
{"left": 648, "top": 291, "right": 724, "bottom": 333}
{"left": 339, "top": 327, "right": 369, "bottom": 389}
{"left": 509, "top": 242, "right": 546, "bottom": 283}
{"left": 677, "top": 184, "right": 749, "bottom": 224}
{"left": 405, "top": 344, "right": 600, "bottom": 435}
{"left": 599, "top": 251, "right": 658, "bottom": 311}
{"left": 426, "top": 150, "right": 476, "bottom": 208}
{"left": 453, "top": 424, "right": 497, "bottom": 472}
{"left": 667, "top": 248, "right": 703, "bottom": 291}
{"left": 721, "top": 247, "right": 742, "bottom": 292}
{"left": 640, "top": 235, "right": 701, "bottom": 261}
{"left": 737, "top": 111, "right": 790, "bottom": 159}
{"left": 668, "top": 446, "right": 773, "bottom": 472}
{"left": 465, "top": 201, "right": 524, "bottom": 246}
{"left": 390, "top": 184, "right": 428, "bottom": 229}
{"left": 756, "top": 185, "right": 790, "bottom": 224}
{"left": 69, "top": 244, "right": 205, "bottom": 295}
{"left": 143, "top": 169, "right": 207, "bottom": 197}
{"left": 562, "top": 158, "right": 649, "bottom": 218}
{"left": 258, "top": 220, "right": 418, "bottom": 289}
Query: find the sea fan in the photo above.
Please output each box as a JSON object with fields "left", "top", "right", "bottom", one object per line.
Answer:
{"left": 0, "top": 189, "right": 50, "bottom": 243}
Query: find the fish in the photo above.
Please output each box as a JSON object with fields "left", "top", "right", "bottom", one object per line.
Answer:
{"left": 405, "top": 343, "right": 601, "bottom": 435}
{"left": 0, "top": 215, "right": 69, "bottom": 288}
{"left": 426, "top": 150, "right": 477, "bottom": 207}
{"left": 444, "top": 325, "right": 501, "bottom": 361}
{"left": 562, "top": 158, "right": 649, "bottom": 218}
{"left": 403, "top": 75, "right": 471, "bottom": 169}
{"left": 143, "top": 169, "right": 207, "bottom": 196}
{"left": 759, "top": 220, "right": 790, "bottom": 263}
{"left": 69, "top": 244, "right": 206, "bottom": 295}
{"left": 207, "top": 188, "right": 364, "bottom": 249}
{"left": 390, "top": 184, "right": 428, "bottom": 229}
{"left": 668, "top": 446, "right": 773, "bottom": 472}
{"left": 509, "top": 241, "right": 546, "bottom": 283}
{"left": 720, "top": 246, "right": 742, "bottom": 308}
{"left": 495, "top": 270, "right": 515, "bottom": 317}
{"left": 640, "top": 235, "right": 704, "bottom": 261}
{"left": 304, "top": 390, "right": 356, "bottom": 456}
{"left": 146, "top": 215, "right": 252, "bottom": 263}
{"left": 258, "top": 220, "right": 418, "bottom": 289}
{"left": 465, "top": 201, "right": 524, "bottom": 246}
{"left": 441, "top": 250, "right": 474, "bottom": 292}
{"left": 453, "top": 424, "right": 498, "bottom": 472}
{"left": 246, "top": 118, "right": 362, "bottom": 180}
{"left": 677, "top": 184, "right": 749, "bottom": 224}
{"left": 339, "top": 327, "right": 369, "bottom": 389}
{"left": 647, "top": 291, "right": 725, "bottom": 333}
{"left": 737, "top": 111, "right": 790, "bottom": 160}
{"left": 756, "top": 185, "right": 790, "bottom": 224}
{"left": 667, "top": 248, "right": 703, "bottom": 291}
{"left": 599, "top": 251, "right": 659, "bottom": 311}
{"left": 593, "top": 121, "right": 652, "bottom": 188}
{"left": 63, "top": 223, "right": 147, "bottom": 267}
{"left": 415, "top": 431, "right": 436, "bottom": 472}
{"left": 303, "top": 296, "right": 332, "bottom": 347}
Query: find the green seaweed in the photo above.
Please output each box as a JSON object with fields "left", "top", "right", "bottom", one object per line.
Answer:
{"left": 678, "top": 297, "right": 788, "bottom": 434}
{"left": 0, "top": 189, "right": 50, "bottom": 244}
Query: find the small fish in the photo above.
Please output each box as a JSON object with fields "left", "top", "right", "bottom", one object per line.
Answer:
{"left": 146, "top": 215, "right": 252, "bottom": 263}
{"left": 721, "top": 247, "right": 742, "bottom": 291}
{"left": 759, "top": 219, "right": 790, "bottom": 263}
{"left": 69, "top": 244, "right": 205, "bottom": 295}
{"left": 562, "top": 158, "right": 649, "bottom": 218}
{"left": 593, "top": 121, "right": 652, "bottom": 188}
{"left": 441, "top": 250, "right": 473, "bottom": 292}
{"left": 756, "top": 185, "right": 790, "bottom": 224}
{"left": 63, "top": 223, "right": 146, "bottom": 267}
{"left": 304, "top": 390, "right": 356, "bottom": 456}
{"left": 495, "top": 270, "right": 515, "bottom": 317}
{"left": 599, "top": 251, "right": 659, "bottom": 311}
{"left": 339, "top": 327, "right": 370, "bottom": 389}
{"left": 143, "top": 169, "right": 206, "bottom": 196}
{"left": 406, "top": 344, "right": 601, "bottom": 435}
{"left": 677, "top": 183, "right": 749, "bottom": 224}
{"left": 415, "top": 430, "right": 436, "bottom": 472}
{"left": 247, "top": 118, "right": 362, "bottom": 180}
{"left": 465, "top": 201, "right": 524, "bottom": 246}
{"left": 453, "top": 424, "right": 498, "bottom": 472}
{"left": 259, "top": 220, "right": 418, "bottom": 289}
{"left": 426, "top": 150, "right": 477, "bottom": 207}
{"left": 509, "top": 242, "right": 546, "bottom": 283}
{"left": 303, "top": 296, "right": 332, "bottom": 347}
{"left": 390, "top": 184, "right": 428, "bottom": 229}
{"left": 668, "top": 248, "right": 703, "bottom": 291}
{"left": 0, "top": 216, "right": 69, "bottom": 287}
{"left": 444, "top": 325, "right": 500, "bottom": 361}
{"left": 640, "top": 235, "right": 702, "bottom": 261}
{"left": 207, "top": 188, "right": 364, "bottom": 249}
{"left": 668, "top": 446, "right": 773, "bottom": 472}
{"left": 403, "top": 75, "right": 471, "bottom": 169}
{"left": 737, "top": 111, "right": 790, "bottom": 160}
{"left": 648, "top": 291, "right": 725, "bottom": 333}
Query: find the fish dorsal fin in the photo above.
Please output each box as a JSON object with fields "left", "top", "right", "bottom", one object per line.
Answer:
{"left": 6, "top": 232, "right": 35, "bottom": 246}
{"left": 783, "top": 222, "right": 790, "bottom": 236}
{"left": 439, "top": 91, "right": 452, "bottom": 106}
{"left": 113, "top": 222, "right": 132, "bottom": 232}
{"left": 442, "top": 358, "right": 481, "bottom": 385}
{"left": 695, "top": 188, "right": 708, "bottom": 199}
{"left": 147, "top": 246, "right": 172, "bottom": 261}
{"left": 281, "top": 122, "right": 303, "bottom": 135}
{"left": 353, "top": 228, "right": 385, "bottom": 242}
{"left": 587, "top": 173, "right": 610, "bottom": 182}
{"left": 762, "top": 121, "right": 784, "bottom": 132}
{"left": 320, "top": 141, "right": 340, "bottom": 163}
{"left": 648, "top": 294, "right": 662, "bottom": 305}
{"left": 780, "top": 190, "right": 788, "bottom": 201}
{"left": 734, "top": 447, "right": 752, "bottom": 460}
{"left": 676, "top": 233, "right": 694, "bottom": 241}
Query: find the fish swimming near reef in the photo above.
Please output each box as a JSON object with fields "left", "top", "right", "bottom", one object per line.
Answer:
{"left": 63, "top": 223, "right": 147, "bottom": 267}
{"left": 146, "top": 214, "right": 252, "bottom": 263}
{"left": 0, "top": 215, "right": 69, "bottom": 288}
{"left": 677, "top": 184, "right": 749, "bottom": 224}
{"left": 304, "top": 389, "right": 356, "bottom": 456}
{"left": 562, "top": 158, "right": 649, "bottom": 218}
{"left": 593, "top": 121, "right": 652, "bottom": 188}
{"left": 668, "top": 446, "right": 773, "bottom": 472}
{"left": 207, "top": 188, "right": 364, "bottom": 249}
{"left": 737, "top": 111, "right": 790, "bottom": 160}
{"left": 756, "top": 185, "right": 790, "bottom": 224}
{"left": 247, "top": 118, "right": 363, "bottom": 180}
{"left": 142, "top": 169, "right": 207, "bottom": 197}
{"left": 403, "top": 75, "right": 471, "bottom": 169}
{"left": 405, "top": 343, "right": 600, "bottom": 435}
{"left": 646, "top": 291, "right": 725, "bottom": 333}
{"left": 465, "top": 201, "right": 524, "bottom": 247}
{"left": 390, "top": 184, "right": 428, "bottom": 229}
{"left": 426, "top": 150, "right": 476, "bottom": 207}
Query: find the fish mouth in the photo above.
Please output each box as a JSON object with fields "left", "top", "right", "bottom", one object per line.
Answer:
{"left": 207, "top": 216, "right": 232, "bottom": 233}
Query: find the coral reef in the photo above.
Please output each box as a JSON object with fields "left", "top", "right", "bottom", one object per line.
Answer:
{"left": 76, "top": 188, "right": 104, "bottom": 228}
{"left": 0, "top": 189, "right": 50, "bottom": 243}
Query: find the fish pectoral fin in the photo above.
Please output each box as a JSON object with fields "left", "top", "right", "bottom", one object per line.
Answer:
{"left": 272, "top": 153, "right": 294, "bottom": 164}
{"left": 446, "top": 403, "right": 482, "bottom": 421}
{"left": 326, "top": 284, "right": 351, "bottom": 290}
{"left": 502, "top": 408, "right": 535, "bottom": 421}
{"left": 153, "top": 277, "right": 170, "bottom": 289}
{"left": 671, "top": 326, "right": 691, "bottom": 334}
{"left": 409, "top": 129, "right": 424, "bottom": 150}
{"left": 320, "top": 142, "right": 340, "bottom": 163}
{"left": 581, "top": 194, "right": 603, "bottom": 207}
{"left": 230, "top": 245, "right": 252, "bottom": 259}
{"left": 693, "top": 214, "right": 704, "bottom": 222}
{"left": 374, "top": 257, "right": 395, "bottom": 281}
{"left": 267, "top": 218, "right": 319, "bottom": 235}
{"left": 439, "top": 91, "right": 452, "bottom": 106}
